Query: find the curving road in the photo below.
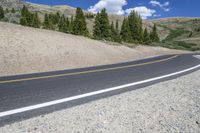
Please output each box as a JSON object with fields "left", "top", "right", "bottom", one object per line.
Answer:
{"left": 0, "top": 54, "right": 200, "bottom": 126}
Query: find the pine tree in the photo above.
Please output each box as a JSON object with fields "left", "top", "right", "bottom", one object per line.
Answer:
{"left": 115, "top": 20, "right": 119, "bottom": 33}
{"left": 20, "top": 5, "right": 28, "bottom": 26}
{"left": 85, "top": 13, "right": 94, "bottom": 19}
{"left": 63, "top": 17, "right": 70, "bottom": 33}
{"left": 0, "top": 6, "right": 5, "bottom": 20}
{"left": 120, "top": 18, "right": 131, "bottom": 42}
{"left": 5, "top": 8, "right": 9, "bottom": 13}
{"left": 72, "top": 7, "right": 88, "bottom": 36}
{"left": 43, "top": 14, "right": 49, "bottom": 29}
{"left": 138, "top": 17, "right": 143, "bottom": 42}
{"left": 20, "top": 5, "right": 40, "bottom": 28}
{"left": 31, "top": 12, "right": 40, "bottom": 28}
{"left": 55, "top": 12, "right": 60, "bottom": 24}
{"left": 188, "top": 31, "right": 193, "bottom": 37}
{"left": 48, "top": 13, "right": 60, "bottom": 26}
{"left": 110, "top": 21, "right": 117, "bottom": 42}
{"left": 25, "top": 10, "right": 32, "bottom": 27}
{"left": 128, "top": 11, "right": 139, "bottom": 42}
{"left": 93, "top": 12, "right": 101, "bottom": 39}
{"left": 150, "top": 24, "right": 159, "bottom": 42}
{"left": 99, "top": 8, "right": 111, "bottom": 39}
{"left": 69, "top": 16, "right": 74, "bottom": 33}
{"left": 11, "top": 8, "right": 15, "bottom": 13}
{"left": 143, "top": 28, "right": 150, "bottom": 44}
{"left": 93, "top": 8, "right": 111, "bottom": 40}
{"left": 115, "top": 20, "right": 121, "bottom": 43}
{"left": 58, "top": 14, "right": 65, "bottom": 32}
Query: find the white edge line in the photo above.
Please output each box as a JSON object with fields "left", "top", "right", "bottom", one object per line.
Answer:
{"left": 0, "top": 64, "right": 200, "bottom": 118}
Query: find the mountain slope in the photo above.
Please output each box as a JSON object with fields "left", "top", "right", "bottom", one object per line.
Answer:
{"left": 0, "top": 21, "right": 186, "bottom": 76}
{"left": 153, "top": 18, "right": 200, "bottom": 51}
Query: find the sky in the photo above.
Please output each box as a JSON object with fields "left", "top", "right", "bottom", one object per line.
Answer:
{"left": 24, "top": 0, "right": 200, "bottom": 19}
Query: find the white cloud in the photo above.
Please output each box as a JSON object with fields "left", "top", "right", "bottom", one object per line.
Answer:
{"left": 88, "top": 0, "right": 159, "bottom": 19}
{"left": 150, "top": 0, "right": 170, "bottom": 12}
{"left": 125, "top": 6, "right": 156, "bottom": 19}
{"left": 88, "top": 0, "right": 127, "bottom": 15}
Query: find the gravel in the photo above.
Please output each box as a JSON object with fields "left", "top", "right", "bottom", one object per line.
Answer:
{"left": 1, "top": 70, "right": 200, "bottom": 133}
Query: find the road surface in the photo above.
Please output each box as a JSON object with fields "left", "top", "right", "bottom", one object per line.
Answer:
{"left": 0, "top": 54, "right": 200, "bottom": 126}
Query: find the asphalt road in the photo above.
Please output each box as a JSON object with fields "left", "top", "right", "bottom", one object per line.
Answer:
{"left": 0, "top": 54, "right": 200, "bottom": 126}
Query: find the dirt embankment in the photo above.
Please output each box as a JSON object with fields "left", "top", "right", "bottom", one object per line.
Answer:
{"left": 0, "top": 22, "right": 187, "bottom": 76}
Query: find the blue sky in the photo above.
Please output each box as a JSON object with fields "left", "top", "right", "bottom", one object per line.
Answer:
{"left": 24, "top": 0, "right": 200, "bottom": 19}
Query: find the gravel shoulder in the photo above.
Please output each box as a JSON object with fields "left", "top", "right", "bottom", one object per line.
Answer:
{"left": 1, "top": 70, "right": 200, "bottom": 133}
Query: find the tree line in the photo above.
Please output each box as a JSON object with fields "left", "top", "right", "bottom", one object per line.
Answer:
{"left": 20, "top": 5, "right": 41, "bottom": 28}
{"left": 1, "top": 5, "right": 160, "bottom": 45}
{"left": 20, "top": 6, "right": 89, "bottom": 36}
{"left": 93, "top": 8, "right": 159, "bottom": 44}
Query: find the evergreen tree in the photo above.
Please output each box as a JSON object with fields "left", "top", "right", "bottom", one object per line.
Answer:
{"left": 20, "top": 5, "right": 41, "bottom": 28}
{"left": 138, "top": 17, "right": 143, "bottom": 42}
{"left": 48, "top": 13, "right": 60, "bottom": 25}
{"left": 115, "top": 20, "right": 119, "bottom": 33}
{"left": 43, "top": 14, "right": 49, "bottom": 29}
{"left": 128, "top": 11, "right": 140, "bottom": 42}
{"left": 25, "top": 10, "right": 32, "bottom": 27}
{"left": 43, "top": 14, "right": 54, "bottom": 30}
{"left": 58, "top": 14, "right": 65, "bottom": 32}
{"left": 85, "top": 13, "right": 95, "bottom": 19}
{"left": 188, "top": 31, "right": 193, "bottom": 37}
{"left": 99, "top": 8, "right": 111, "bottom": 39}
{"left": 20, "top": 5, "right": 28, "bottom": 26}
{"left": 69, "top": 16, "right": 74, "bottom": 33}
{"left": 31, "top": 12, "right": 40, "bottom": 28}
{"left": 55, "top": 12, "right": 60, "bottom": 24}
{"left": 11, "top": 8, "right": 15, "bottom": 13}
{"left": 63, "top": 17, "right": 70, "bottom": 33}
{"left": 0, "top": 6, "right": 5, "bottom": 20}
{"left": 93, "top": 12, "right": 101, "bottom": 39}
{"left": 72, "top": 7, "right": 88, "bottom": 36}
{"left": 150, "top": 24, "right": 159, "bottom": 42}
{"left": 110, "top": 21, "right": 117, "bottom": 42}
{"left": 115, "top": 20, "right": 121, "bottom": 43}
{"left": 93, "top": 8, "right": 111, "bottom": 40}
{"left": 143, "top": 28, "right": 150, "bottom": 44}
{"left": 5, "top": 8, "right": 9, "bottom": 13}
{"left": 120, "top": 18, "right": 131, "bottom": 42}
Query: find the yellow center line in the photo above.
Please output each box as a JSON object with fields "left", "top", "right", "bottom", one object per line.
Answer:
{"left": 0, "top": 55, "right": 178, "bottom": 84}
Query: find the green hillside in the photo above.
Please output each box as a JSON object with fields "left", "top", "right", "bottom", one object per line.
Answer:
{"left": 153, "top": 18, "right": 200, "bottom": 51}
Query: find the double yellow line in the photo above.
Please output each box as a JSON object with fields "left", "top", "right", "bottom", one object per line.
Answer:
{"left": 0, "top": 55, "right": 178, "bottom": 84}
